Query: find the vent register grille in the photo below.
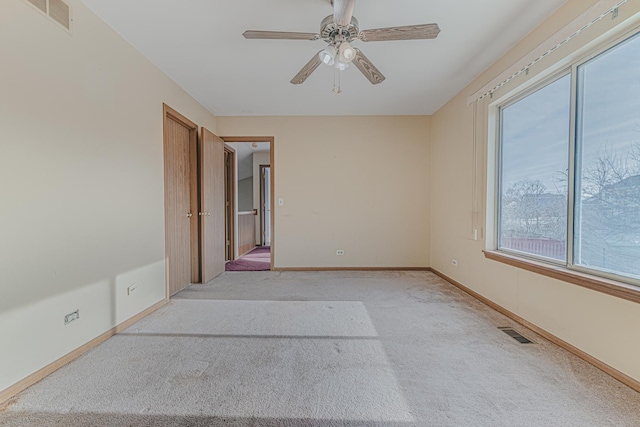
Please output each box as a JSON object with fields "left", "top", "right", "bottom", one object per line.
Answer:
{"left": 499, "top": 327, "right": 534, "bottom": 344}
{"left": 26, "top": 0, "right": 71, "bottom": 30}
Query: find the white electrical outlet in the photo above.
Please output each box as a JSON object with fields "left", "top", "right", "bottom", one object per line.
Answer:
{"left": 127, "top": 283, "right": 138, "bottom": 295}
{"left": 452, "top": 259, "right": 458, "bottom": 267}
{"left": 336, "top": 250, "right": 345, "bottom": 256}
{"left": 64, "top": 310, "right": 79, "bottom": 325}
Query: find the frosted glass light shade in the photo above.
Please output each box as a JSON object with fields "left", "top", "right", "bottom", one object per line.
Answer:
{"left": 334, "top": 61, "right": 350, "bottom": 71}
{"left": 338, "top": 42, "right": 356, "bottom": 63}
{"left": 319, "top": 46, "right": 337, "bottom": 66}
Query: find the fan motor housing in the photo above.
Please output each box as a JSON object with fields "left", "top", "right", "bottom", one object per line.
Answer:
{"left": 320, "top": 15, "right": 360, "bottom": 43}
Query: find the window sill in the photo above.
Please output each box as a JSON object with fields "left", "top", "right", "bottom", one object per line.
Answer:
{"left": 483, "top": 250, "right": 640, "bottom": 305}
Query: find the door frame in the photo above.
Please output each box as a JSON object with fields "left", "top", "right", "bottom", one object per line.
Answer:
{"left": 162, "top": 104, "right": 200, "bottom": 298}
{"left": 220, "top": 136, "right": 275, "bottom": 270}
{"left": 224, "top": 144, "right": 236, "bottom": 262}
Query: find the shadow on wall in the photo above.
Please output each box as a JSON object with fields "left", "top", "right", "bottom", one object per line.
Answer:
{"left": 0, "top": 259, "right": 166, "bottom": 392}
{"left": 0, "top": 257, "right": 167, "bottom": 315}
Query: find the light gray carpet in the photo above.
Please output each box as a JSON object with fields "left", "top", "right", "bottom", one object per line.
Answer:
{"left": 1, "top": 271, "right": 639, "bottom": 426}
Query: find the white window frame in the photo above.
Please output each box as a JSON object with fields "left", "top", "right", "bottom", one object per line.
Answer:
{"left": 492, "top": 26, "right": 640, "bottom": 289}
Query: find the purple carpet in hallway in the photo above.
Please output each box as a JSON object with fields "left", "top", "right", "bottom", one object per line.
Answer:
{"left": 225, "top": 246, "right": 271, "bottom": 271}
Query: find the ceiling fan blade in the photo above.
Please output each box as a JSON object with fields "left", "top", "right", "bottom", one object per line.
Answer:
{"left": 333, "top": 0, "right": 356, "bottom": 27}
{"left": 243, "top": 31, "right": 320, "bottom": 41}
{"left": 352, "top": 49, "right": 385, "bottom": 85}
{"left": 290, "top": 51, "right": 324, "bottom": 84}
{"left": 359, "top": 23, "right": 440, "bottom": 42}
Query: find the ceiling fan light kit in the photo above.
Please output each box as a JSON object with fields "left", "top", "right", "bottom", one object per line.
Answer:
{"left": 319, "top": 46, "right": 337, "bottom": 66}
{"left": 243, "top": 0, "right": 440, "bottom": 92}
{"left": 338, "top": 42, "right": 356, "bottom": 63}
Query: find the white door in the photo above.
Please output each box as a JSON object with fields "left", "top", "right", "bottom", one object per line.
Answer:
{"left": 262, "top": 166, "right": 271, "bottom": 246}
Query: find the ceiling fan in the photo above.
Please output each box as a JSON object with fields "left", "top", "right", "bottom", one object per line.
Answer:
{"left": 243, "top": 0, "right": 440, "bottom": 89}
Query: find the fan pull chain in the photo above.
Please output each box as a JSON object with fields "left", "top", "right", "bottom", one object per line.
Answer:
{"left": 332, "top": 67, "right": 342, "bottom": 94}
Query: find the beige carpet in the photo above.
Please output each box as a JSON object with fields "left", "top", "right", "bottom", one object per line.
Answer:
{"left": 1, "top": 271, "right": 639, "bottom": 426}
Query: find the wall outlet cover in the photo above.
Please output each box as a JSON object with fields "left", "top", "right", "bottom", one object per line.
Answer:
{"left": 64, "top": 310, "right": 79, "bottom": 325}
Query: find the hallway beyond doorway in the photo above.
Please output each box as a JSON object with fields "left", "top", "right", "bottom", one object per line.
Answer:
{"left": 225, "top": 246, "right": 271, "bottom": 271}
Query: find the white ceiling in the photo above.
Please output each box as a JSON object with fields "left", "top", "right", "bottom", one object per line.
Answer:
{"left": 82, "top": 0, "right": 567, "bottom": 116}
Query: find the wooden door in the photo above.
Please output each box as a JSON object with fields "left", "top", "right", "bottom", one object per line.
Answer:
{"left": 163, "top": 104, "right": 199, "bottom": 296}
{"left": 200, "top": 128, "right": 225, "bottom": 283}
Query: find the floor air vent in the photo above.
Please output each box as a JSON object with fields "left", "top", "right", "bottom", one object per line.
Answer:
{"left": 499, "top": 327, "right": 533, "bottom": 344}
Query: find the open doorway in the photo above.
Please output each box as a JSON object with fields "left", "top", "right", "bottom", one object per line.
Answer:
{"left": 221, "top": 137, "right": 274, "bottom": 271}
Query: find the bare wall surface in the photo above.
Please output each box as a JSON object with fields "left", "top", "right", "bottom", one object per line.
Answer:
{"left": 0, "top": 0, "right": 216, "bottom": 392}
{"left": 237, "top": 177, "right": 253, "bottom": 212}
{"left": 430, "top": 0, "right": 640, "bottom": 383}
{"left": 217, "top": 116, "right": 431, "bottom": 269}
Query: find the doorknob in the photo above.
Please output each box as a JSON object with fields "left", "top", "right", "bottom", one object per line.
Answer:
{"left": 187, "top": 213, "right": 193, "bottom": 218}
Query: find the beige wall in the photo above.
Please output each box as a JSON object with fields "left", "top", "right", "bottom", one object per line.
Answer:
{"left": 0, "top": 0, "right": 216, "bottom": 392}
{"left": 217, "top": 116, "right": 431, "bottom": 269}
{"left": 238, "top": 177, "right": 253, "bottom": 212}
{"left": 430, "top": 0, "right": 640, "bottom": 383}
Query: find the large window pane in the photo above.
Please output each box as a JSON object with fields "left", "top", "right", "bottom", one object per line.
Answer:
{"left": 574, "top": 33, "right": 640, "bottom": 279}
{"left": 499, "top": 75, "right": 571, "bottom": 261}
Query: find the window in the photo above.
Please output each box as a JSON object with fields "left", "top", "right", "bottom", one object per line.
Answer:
{"left": 574, "top": 32, "right": 640, "bottom": 280}
{"left": 497, "top": 30, "right": 640, "bottom": 284}
{"left": 499, "top": 75, "right": 571, "bottom": 262}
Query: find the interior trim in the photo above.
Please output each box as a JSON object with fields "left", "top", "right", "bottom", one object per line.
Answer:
{"left": 429, "top": 268, "right": 640, "bottom": 394}
{"left": 483, "top": 250, "right": 640, "bottom": 305}
{"left": 0, "top": 299, "right": 167, "bottom": 405}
